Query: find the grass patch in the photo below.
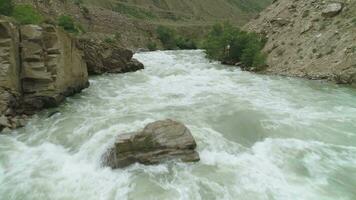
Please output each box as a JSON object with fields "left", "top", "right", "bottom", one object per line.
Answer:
{"left": 113, "top": 3, "right": 156, "bottom": 19}
{"left": 12, "top": 4, "right": 43, "bottom": 24}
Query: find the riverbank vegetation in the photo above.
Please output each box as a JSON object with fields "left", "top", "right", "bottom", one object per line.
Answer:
{"left": 201, "top": 23, "right": 267, "bottom": 70}
{"left": 155, "top": 25, "right": 197, "bottom": 50}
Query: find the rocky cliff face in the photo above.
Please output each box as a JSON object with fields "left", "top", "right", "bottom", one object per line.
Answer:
{"left": 245, "top": 0, "right": 356, "bottom": 85}
{"left": 0, "top": 18, "right": 89, "bottom": 131}
{"left": 0, "top": 19, "right": 22, "bottom": 129}
{"left": 20, "top": 25, "right": 89, "bottom": 114}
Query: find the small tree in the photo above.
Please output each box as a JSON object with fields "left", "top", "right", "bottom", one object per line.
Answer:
{"left": 202, "top": 22, "right": 267, "bottom": 70}
{"left": 0, "top": 0, "right": 13, "bottom": 16}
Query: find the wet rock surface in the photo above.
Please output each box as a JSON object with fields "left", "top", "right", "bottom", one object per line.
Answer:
{"left": 103, "top": 119, "right": 200, "bottom": 168}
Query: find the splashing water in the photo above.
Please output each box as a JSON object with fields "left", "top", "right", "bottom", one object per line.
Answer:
{"left": 1, "top": 50, "right": 356, "bottom": 200}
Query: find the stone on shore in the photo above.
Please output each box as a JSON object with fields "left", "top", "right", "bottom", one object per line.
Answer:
{"left": 322, "top": 3, "right": 343, "bottom": 17}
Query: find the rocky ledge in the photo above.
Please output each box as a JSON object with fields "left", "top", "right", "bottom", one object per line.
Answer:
{"left": 77, "top": 38, "right": 144, "bottom": 75}
{"left": 102, "top": 119, "right": 200, "bottom": 169}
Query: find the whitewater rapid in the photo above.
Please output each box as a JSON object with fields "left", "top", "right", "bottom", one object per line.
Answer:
{"left": 1, "top": 50, "right": 356, "bottom": 200}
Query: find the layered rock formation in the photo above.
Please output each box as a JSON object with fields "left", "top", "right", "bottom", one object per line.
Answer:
{"left": 0, "top": 19, "right": 22, "bottom": 130}
{"left": 77, "top": 39, "right": 144, "bottom": 75}
{"left": 103, "top": 119, "right": 200, "bottom": 168}
{"left": 0, "top": 16, "right": 145, "bottom": 132}
{"left": 20, "top": 25, "right": 89, "bottom": 114}
{"left": 245, "top": 0, "right": 356, "bottom": 85}
{"left": 0, "top": 18, "right": 89, "bottom": 131}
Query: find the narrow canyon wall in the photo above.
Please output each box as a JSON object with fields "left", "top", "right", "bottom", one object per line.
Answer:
{"left": 0, "top": 18, "right": 89, "bottom": 131}
{"left": 20, "top": 25, "right": 89, "bottom": 114}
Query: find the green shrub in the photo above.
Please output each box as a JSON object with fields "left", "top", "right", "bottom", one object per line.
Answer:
{"left": 175, "top": 36, "right": 197, "bottom": 50}
{"left": 73, "top": 0, "right": 83, "bottom": 6}
{"left": 57, "top": 15, "right": 77, "bottom": 33}
{"left": 104, "top": 37, "right": 115, "bottom": 44}
{"left": 12, "top": 5, "right": 43, "bottom": 24}
{"left": 201, "top": 22, "right": 267, "bottom": 70}
{"left": 156, "top": 26, "right": 197, "bottom": 50}
{"left": 146, "top": 41, "right": 157, "bottom": 51}
{"left": 0, "top": 0, "right": 13, "bottom": 16}
{"left": 156, "top": 25, "right": 176, "bottom": 50}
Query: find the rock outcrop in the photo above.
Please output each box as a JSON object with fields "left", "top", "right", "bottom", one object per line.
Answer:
{"left": 77, "top": 39, "right": 144, "bottom": 75}
{"left": 103, "top": 119, "right": 200, "bottom": 168}
{"left": 322, "top": 3, "right": 343, "bottom": 17}
{"left": 0, "top": 18, "right": 89, "bottom": 131}
{"left": 245, "top": 0, "right": 356, "bottom": 86}
{"left": 20, "top": 25, "right": 89, "bottom": 114}
{"left": 0, "top": 19, "right": 22, "bottom": 130}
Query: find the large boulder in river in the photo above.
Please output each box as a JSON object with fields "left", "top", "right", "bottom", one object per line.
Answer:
{"left": 77, "top": 38, "right": 144, "bottom": 75}
{"left": 103, "top": 119, "right": 200, "bottom": 168}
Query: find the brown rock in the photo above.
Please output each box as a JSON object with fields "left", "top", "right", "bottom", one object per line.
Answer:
{"left": 0, "top": 17, "right": 89, "bottom": 132}
{"left": 0, "top": 18, "right": 22, "bottom": 118}
{"left": 0, "top": 115, "right": 11, "bottom": 129}
{"left": 76, "top": 39, "right": 144, "bottom": 75}
{"left": 103, "top": 119, "right": 200, "bottom": 168}
{"left": 20, "top": 24, "right": 89, "bottom": 114}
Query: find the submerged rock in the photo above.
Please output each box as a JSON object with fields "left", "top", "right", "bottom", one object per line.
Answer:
{"left": 103, "top": 119, "right": 200, "bottom": 168}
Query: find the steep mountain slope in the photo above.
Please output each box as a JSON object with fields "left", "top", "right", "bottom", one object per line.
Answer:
{"left": 245, "top": 0, "right": 356, "bottom": 85}
{"left": 83, "top": 0, "right": 271, "bottom": 25}
{"left": 14, "top": 0, "right": 271, "bottom": 49}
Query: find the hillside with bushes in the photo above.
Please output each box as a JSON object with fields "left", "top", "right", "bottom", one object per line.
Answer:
{"left": 9, "top": 0, "right": 271, "bottom": 49}
{"left": 82, "top": 0, "right": 271, "bottom": 25}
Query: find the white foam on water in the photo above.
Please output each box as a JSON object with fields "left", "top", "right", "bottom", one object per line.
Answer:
{"left": 1, "top": 50, "right": 356, "bottom": 200}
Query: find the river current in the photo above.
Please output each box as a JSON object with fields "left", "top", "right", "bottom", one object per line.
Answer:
{"left": 1, "top": 50, "right": 356, "bottom": 200}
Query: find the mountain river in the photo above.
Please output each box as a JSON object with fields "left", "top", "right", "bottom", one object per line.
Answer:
{"left": 1, "top": 50, "right": 356, "bottom": 200}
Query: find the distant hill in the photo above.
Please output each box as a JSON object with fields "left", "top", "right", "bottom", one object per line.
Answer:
{"left": 82, "top": 0, "right": 272, "bottom": 25}
{"left": 13, "top": 0, "right": 272, "bottom": 49}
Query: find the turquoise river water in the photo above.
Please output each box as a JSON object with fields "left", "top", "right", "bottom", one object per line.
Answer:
{"left": 1, "top": 50, "right": 356, "bottom": 200}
